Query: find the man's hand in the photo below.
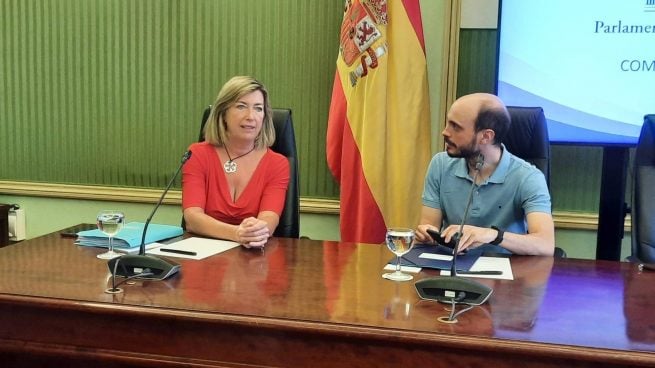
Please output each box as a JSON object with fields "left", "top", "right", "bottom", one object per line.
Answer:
{"left": 440, "top": 224, "right": 497, "bottom": 252}
{"left": 415, "top": 224, "right": 440, "bottom": 244}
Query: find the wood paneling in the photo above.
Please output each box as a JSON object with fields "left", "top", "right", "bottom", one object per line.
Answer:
{"left": 0, "top": 232, "right": 653, "bottom": 367}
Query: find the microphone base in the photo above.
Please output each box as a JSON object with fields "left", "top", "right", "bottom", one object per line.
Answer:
{"left": 108, "top": 254, "right": 180, "bottom": 280}
{"left": 415, "top": 276, "right": 493, "bottom": 306}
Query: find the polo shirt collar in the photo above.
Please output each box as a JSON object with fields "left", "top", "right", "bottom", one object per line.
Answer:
{"left": 454, "top": 144, "right": 511, "bottom": 184}
{"left": 489, "top": 144, "right": 510, "bottom": 184}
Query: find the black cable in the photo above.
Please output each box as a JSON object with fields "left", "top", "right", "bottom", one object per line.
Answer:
{"left": 445, "top": 292, "right": 475, "bottom": 322}
{"left": 111, "top": 269, "right": 155, "bottom": 290}
{"left": 110, "top": 256, "right": 121, "bottom": 291}
{"left": 107, "top": 257, "right": 154, "bottom": 293}
{"left": 106, "top": 271, "right": 155, "bottom": 293}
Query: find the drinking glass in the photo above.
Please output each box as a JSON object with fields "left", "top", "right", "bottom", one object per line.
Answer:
{"left": 382, "top": 228, "right": 415, "bottom": 281}
{"left": 96, "top": 210, "right": 125, "bottom": 260}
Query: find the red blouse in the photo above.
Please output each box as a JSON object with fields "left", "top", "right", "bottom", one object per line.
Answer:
{"left": 182, "top": 142, "right": 290, "bottom": 225}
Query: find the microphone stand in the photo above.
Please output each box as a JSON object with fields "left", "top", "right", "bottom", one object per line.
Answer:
{"left": 107, "top": 151, "right": 192, "bottom": 281}
{"left": 139, "top": 150, "right": 192, "bottom": 256}
{"left": 414, "top": 153, "right": 493, "bottom": 322}
{"left": 450, "top": 154, "right": 484, "bottom": 276}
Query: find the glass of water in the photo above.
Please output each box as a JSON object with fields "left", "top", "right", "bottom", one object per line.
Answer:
{"left": 382, "top": 228, "right": 415, "bottom": 281}
{"left": 96, "top": 210, "right": 125, "bottom": 260}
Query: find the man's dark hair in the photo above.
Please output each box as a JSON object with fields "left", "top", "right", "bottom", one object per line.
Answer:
{"left": 474, "top": 107, "right": 511, "bottom": 146}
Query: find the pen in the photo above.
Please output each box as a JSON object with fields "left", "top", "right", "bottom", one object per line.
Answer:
{"left": 159, "top": 248, "right": 197, "bottom": 256}
{"left": 456, "top": 270, "right": 502, "bottom": 275}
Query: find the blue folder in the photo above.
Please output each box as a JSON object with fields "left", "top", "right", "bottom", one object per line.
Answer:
{"left": 389, "top": 243, "right": 480, "bottom": 271}
{"left": 75, "top": 222, "right": 183, "bottom": 249}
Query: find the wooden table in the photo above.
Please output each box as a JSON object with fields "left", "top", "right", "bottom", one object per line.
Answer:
{"left": 0, "top": 231, "right": 654, "bottom": 367}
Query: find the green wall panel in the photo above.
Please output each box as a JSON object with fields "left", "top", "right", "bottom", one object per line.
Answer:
{"left": 456, "top": 29, "right": 497, "bottom": 97}
{"left": 3, "top": 3, "right": 624, "bottom": 212}
{"left": 1, "top": 0, "right": 341, "bottom": 198}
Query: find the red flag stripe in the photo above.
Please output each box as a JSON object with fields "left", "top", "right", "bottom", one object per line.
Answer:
{"left": 327, "top": 70, "right": 386, "bottom": 243}
{"left": 326, "top": 73, "right": 346, "bottom": 182}
{"left": 401, "top": 0, "right": 426, "bottom": 53}
{"left": 338, "top": 120, "right": 387, "bottom": 243}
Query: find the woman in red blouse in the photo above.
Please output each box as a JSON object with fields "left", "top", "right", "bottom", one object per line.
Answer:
{"left": 182, "top": 76, "right": 290, "bottom": 248}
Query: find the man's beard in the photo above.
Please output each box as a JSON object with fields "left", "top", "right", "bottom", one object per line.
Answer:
{"left": 445, "top": 136, "right": 480, "bottom": 159}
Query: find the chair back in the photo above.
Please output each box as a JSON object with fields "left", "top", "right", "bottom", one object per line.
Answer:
{"left": 504, "top": 106, "right": 551, "bottom": 187}
{"left": 504, "top": 106, "right": 564, "bottom": 257}
{"left": 631, "top": 114, "right": 655, "bottom": 262}
{"left": 197, "top": 106, "right": 300, "bottom": 238}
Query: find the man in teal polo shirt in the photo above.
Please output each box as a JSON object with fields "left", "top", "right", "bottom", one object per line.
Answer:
{"left": 415, "top": 93, "right": 555, "bottom": 256}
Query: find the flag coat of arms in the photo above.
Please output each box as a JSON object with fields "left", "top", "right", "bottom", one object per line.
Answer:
{"left": 327, "top": 0, "right": 431, "bottom": 243}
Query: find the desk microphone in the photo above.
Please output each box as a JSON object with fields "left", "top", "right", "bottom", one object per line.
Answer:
{"left": 415, "top": 153, "right": 493, "bottom": 309}
{"left": 107, "top": 150, "right": 192, "bottom": 280}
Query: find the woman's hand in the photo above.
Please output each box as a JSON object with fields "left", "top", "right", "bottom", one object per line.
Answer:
{"left": 236, "top": 217, "right": 270, "bottom": 248}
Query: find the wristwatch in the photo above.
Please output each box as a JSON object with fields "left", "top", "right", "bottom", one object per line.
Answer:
{"left": 490, "top": 226, "right": 504, "bottom": 245}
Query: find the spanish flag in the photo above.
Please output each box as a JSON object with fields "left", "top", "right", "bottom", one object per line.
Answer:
{"left": 327, "top": 0, "right": 431, "bottom": 244}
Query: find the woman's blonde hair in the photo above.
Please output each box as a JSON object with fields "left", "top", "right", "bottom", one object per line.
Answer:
{"left": 204, "top": 76, "right": 275, "bottom": 149}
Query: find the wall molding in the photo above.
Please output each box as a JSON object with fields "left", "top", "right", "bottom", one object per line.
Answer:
{"left": 0, "top": 181, "right": 629, "bottom": 230}
{"left": 0, "top": 181, "right": 181, "bottom": 204}
{"left": 0, "top": 181, "right": 341, "bottom": 215}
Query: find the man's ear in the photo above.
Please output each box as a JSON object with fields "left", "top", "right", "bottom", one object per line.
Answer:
{"left": 480, "top": 129, "right": 496, "bottom": 144}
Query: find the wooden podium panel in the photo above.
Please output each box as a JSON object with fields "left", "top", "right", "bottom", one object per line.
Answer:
{"left": 0, "top": 232, "right": 654, "bottom": 367}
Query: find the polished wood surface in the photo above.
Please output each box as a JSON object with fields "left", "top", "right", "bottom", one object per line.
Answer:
{"left": 1, "top": 231, "right": 654, "bottom": 367}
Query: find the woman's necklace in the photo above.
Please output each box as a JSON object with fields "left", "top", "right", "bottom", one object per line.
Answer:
{"left": 223, "top": 145, "right": 255, "bottom": 174}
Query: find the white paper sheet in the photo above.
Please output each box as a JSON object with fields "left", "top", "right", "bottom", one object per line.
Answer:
{"left": 120, "top": 243, "right": 163, "bottom": 254}
{"left": 440, "top": 256, "right": 513, "bottom": 280}
{"left": 419, "top": 253, "right": 453, "bottom": 261}
{"left": 146, "top": 237, "right": 239, "bottom": 260}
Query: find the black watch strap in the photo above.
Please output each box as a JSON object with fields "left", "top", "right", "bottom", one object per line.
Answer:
{"left": 490, "top": 226, "right": 504, "bottom": 245}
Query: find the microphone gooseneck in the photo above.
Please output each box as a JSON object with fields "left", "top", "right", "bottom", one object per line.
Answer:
{"left": 450, "top": 153, "right": 484, "bottom": 276}
{"left": 414, "top": 152, "right": 493, "bottom": 317}
{"left": 107, "top": 150, "right": 191, "bottom": 282}
{"left": 139, "top": 150, "right": 192, "bottom": 256}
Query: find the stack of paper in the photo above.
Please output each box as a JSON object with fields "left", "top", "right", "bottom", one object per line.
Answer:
{"left": 75, "top": 222, "right": 183, "bottom": 250}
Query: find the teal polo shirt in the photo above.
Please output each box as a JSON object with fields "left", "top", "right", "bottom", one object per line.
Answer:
{"left": 422, "top": 144, "right": 551, "bottom": 236}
